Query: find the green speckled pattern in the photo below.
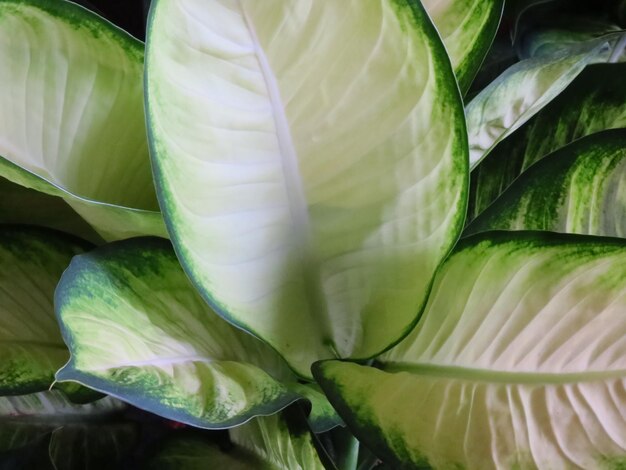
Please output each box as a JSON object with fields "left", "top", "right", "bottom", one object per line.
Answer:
{"left": 0, "top": 226, "right": 88, "bottom": 395}
{"left": 469, "top": 63, "right": 626, "bottom": 220}
{"left": 467, "top": 129, "right": 626, "bottom": 236}
{"left": 316, "top": 231, "right": 626, "bottom": 469}
{"left": 55, "top": 238, "right": 341, "bottom": 430}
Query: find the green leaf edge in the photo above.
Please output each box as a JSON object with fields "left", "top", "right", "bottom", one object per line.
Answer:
{"left": 53, "top": 237, "right": 304, "bottom": 430}
{"left": 465, "top": 128, "right": 626, "bottom": 236}
{"left": 145, "top": 0, "right": 470, "bottom": 379}
{"left": 314, "top": 229, "right": 626, "bottom": 468}
{"left": 0, "top": 0, "right": 165, "bottom": 238}
{"left": 312, "top": 360, "right": 410, "bottom": 469}
{"left": 0, "top": 225, "right": 93, "bottom": 396}
{"left": 457, "top": 0, "right": 506, "bottom": 94}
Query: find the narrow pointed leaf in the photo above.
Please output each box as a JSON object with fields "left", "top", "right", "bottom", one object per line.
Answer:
{"left": 469, "top": 63, "right": 626, "bottom": 220}
{"left": 55, "top": 238, "right": 339, "bottom": 430}
{"left": 0, "top": 226, "right": 89, "bottom": 395}
{"left": 0, "top": 0, "right": 165, "bottom": 241}
{"left": 423, "top": 0, "right": 504, "bottom": 92}
{"left": 467, "top": 33, "right": 624, "bottom": 166}
{"left": 467, "top": 130, "right": 626, "bottom": 236}
{"left": 315, "top": 232, "right": 626, "bottom": 469}
{"left": 146, "top": 0, "right": 468, "bottom": 378}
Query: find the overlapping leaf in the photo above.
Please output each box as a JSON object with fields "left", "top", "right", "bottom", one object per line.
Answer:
{"left": 467, "top": 130, "right": 626, "bottom": 236}
{"left": 0, "top": 0, "right": 165, "bottom": 240}
{"left": 146, "top": 0, "right": 468, "bottom": 378}
{"left": 467, "top": 30, "right": 626, "bottom": 166}
{"left": 423, "top": 0, "right": 504, "bottom": 92}
{"left": 0, "top": 226, "right": 89, "bottom": 395}
{"left": 55, "top": 238, "right": 341, "bottom": 431}
{"left": 315, "top": 232, "right": 626, "bottom": 469}
{"left": 469, "top": 63, "right": 626, "bottom": 220}
{"left": 0, "top": 177, "right": 102, "bottom": 244}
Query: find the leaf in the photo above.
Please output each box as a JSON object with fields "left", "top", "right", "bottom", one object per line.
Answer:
{"left": 314, "top": 231, "right": 626, "bottom": 469}
{"left": 145, "top": 434, "right": 265, "bottom": 469}
{"left": 0, "top": 177, "right": 102, "bottom": 244}
{"left": 0, "top": 0, "right": 166, "bottom": 241}
{"left": 466, "top": 35, "right": 519, "bottom": 99}
{"left": 146, "top": 0, "right": 468, "bottom": 378}
{"left": 422, "top": 0, "right": 504, "bottom": 92}
{"left": 468, "top": 62, "right": 626, "bottom": 220}
{"left": 149, "top": 410, "right": 325, "bottom": 470}
{"left": 466, "top": 32, "right": 624, "bottom": 166}
{"left": 230, "top": 410, "right": 325, "bottom": 470}
{"left": 519, "top": 19, "right": 625, "bottom": 59}
{"left": 0, "top": 391, "right": 136, "bottom": 470}
{"left": 506, "top": 0, "right": 560, "bottom": 42}
{"left": 55, "top": 238, "right": 342, "bottom": 430}
{"left": 466, "top": 130, "right": 626, "bottom": 237}
{"left": 288, "top": 383, "right": 344, "bottom": 434}
{"left": 0, "top": 226, "right": 89, "bottom": 395}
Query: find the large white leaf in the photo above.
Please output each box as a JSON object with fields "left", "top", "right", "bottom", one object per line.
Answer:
{"left": 0, "top": 0, "right": 165, "bottom": 240}
{"left": 146, "top": 0, "right": 468, "bottom": 378}
{"left": 315, "top": 232, "right": 626, "bottom": 469}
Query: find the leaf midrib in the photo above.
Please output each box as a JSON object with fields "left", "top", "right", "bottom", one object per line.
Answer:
{"left": 237, "top": 3, "right": 331, "bottom": 347}
{"left": 382, "top": 361, "right": 626, "bottom": 385}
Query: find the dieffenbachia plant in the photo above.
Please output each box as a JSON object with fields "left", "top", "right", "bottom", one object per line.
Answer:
{"left": 55, "top": 237, "right": 341, "bottom": 432}
{"left": 0, "top": 0, "right": 165, "bottom": 241}
{"left": 422, "top": 0, "right": 504, "bottom": 93}
{"left": 469, "top": 62, "right": 626, "bottom": 220}
{"left": 466, "top": 129, "right": 626, "bottom": 236}
{"left": 467, "top": 21, "right": 626, "bottom": 166}
{"left": 0, "top": 226, "right": 89, "bottom": 395}
{"left": 314, "top": 231, "right": 626, "bottom": 469}
{"left": 145, "top": 0, "right": 471, "bottom": 380}
{"left": 3, "top": 0, "right": 626, "bottom": 467}
{"left": 0, "top": 177, "right": 103, "bottom": 244}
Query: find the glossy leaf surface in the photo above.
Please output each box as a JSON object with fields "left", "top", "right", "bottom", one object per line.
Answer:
{"left": 56, "top": 238, "right": 340, "bottom": 430}
{"left": 146, "top": 0, "right": 468, "bottom": 378}
{"left": 467, "top": 130, "right": 626, "bottom": 236}
{"left": 316, "top": 232, "right": 626, "bottom": 469}
{"left": 0, "top": 0, "right": 165, "bottom": 240}
{"left": 469, "top": 63, "right": 626, "bottom": 219}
